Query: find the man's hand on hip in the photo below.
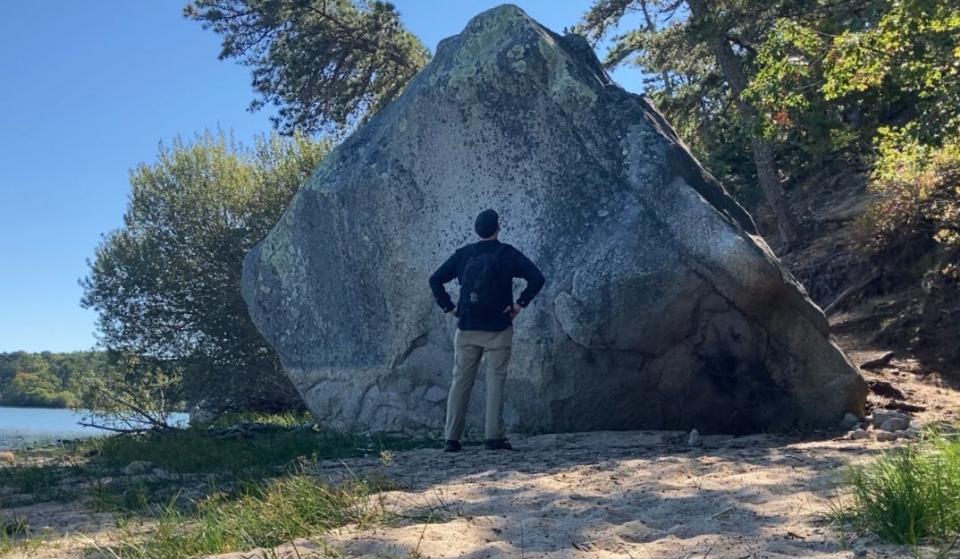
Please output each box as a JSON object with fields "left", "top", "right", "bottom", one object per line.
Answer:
{"left": 503, "top": 303, "right": 522, "bottom": 319}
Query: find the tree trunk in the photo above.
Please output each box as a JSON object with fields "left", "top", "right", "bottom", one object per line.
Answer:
{"left": 686, "top": 0, "right": 799, "bottom": 250}
{"left": 640, "top": 0, "right": 674, "bottom": 96}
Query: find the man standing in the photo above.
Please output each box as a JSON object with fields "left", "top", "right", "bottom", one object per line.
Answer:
{"left": 429, "top": 209, "right": 545, "bottom": 452}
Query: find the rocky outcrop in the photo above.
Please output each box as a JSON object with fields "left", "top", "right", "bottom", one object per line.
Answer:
{"left": 241, "top": 4, "right": 867, "bottom": 435}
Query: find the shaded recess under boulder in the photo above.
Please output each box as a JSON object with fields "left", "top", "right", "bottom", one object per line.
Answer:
{"left": 241, "top": 4, "right": 867, "bottom": 435}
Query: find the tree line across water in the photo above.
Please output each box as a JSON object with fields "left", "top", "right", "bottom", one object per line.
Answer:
{"left": 72, "top": 0, "right": 959, "bottom": 423}
{"left": 0, "top": 351, "right": 107, "bottom": 408}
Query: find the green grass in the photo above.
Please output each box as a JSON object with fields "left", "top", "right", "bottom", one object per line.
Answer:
{"left": 0, "top": 462, "right": 78, "bottom": 504}
{"left": 79, "top": 423, "right": 432, "bottom": 476}
{"left": 0, "top": 514, "right": 44, "bottom": 555}
{"left": 834, "top": 430, "right": 960, "bottom": 546}
{"left": 0, "top": 463, "right": 61, "bottom": 494}
{"left": 90, "top": 478, "right": 186, "bottom": 514}
{"left": 101, "top": 473, "right": 388, "bottom": 559}
{"left": 1, "top": 415, "right": 436, "bottom": 557}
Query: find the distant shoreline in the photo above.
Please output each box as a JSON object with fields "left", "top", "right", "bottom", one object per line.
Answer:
{"left": 0, "top": 401, "right": 72, "bottom": 410}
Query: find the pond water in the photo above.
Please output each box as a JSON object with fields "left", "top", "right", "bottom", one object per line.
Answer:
{"left": 0, "top": 406, "right": 188, "bottom": 449}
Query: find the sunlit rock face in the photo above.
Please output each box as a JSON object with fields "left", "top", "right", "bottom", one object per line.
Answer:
{"left": 241, "top": 4, "right": 867, "bottom": 435}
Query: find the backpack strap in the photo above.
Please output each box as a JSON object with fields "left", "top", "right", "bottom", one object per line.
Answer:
{"left": 493, "top": 243, "right": 509, "bottom": 271}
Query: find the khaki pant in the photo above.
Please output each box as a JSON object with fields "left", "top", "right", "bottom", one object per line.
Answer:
{"left": 444, "top": 327, "right": 513, "bottom": 441}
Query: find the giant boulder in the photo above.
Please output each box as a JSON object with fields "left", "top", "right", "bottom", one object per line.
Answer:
{"left": 241, "top": 5, "right": 867, "bottom": 435}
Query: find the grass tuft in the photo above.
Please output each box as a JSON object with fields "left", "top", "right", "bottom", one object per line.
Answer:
{"left": 105, "top": 473, "right": 387, "bottom": 558}
{"left": 834, "top": 429, "right": 960, "bottom": 546}
{"left": 0, "top": 515, "right": 42, "bottom": 555}
{"left": 205, "top": 410, "right": 315, "bottom": 429}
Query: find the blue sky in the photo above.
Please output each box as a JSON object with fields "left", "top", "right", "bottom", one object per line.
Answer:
{"left": 0, "top": 1, "right": 645, "bottom": 353}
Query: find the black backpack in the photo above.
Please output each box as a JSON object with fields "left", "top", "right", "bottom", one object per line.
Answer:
{"left": 458, "top": 245, "right": 507, "bottom": 318}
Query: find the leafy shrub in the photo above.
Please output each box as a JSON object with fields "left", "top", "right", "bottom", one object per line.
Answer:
{"left": 858, "top": 130, "right": 960, "bottom": 258}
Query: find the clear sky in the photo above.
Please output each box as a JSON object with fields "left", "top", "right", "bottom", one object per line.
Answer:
{"left": 0, "top": 1, "right": 645, "bottom": 353}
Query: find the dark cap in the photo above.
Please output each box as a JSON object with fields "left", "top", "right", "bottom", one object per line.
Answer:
{"left": 474, "top": 209, "right": 499, "bottom": 238}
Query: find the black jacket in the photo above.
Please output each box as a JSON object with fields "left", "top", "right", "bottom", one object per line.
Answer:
{"left": 429, "top": 239, "right": 545, "bottom": 331}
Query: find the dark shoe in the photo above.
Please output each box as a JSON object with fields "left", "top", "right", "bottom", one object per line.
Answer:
{"left": 443, "top": 440, "right": 462, "bottom": 452}
{"left": 484, "top": 438, "right": 513, "bottom": 451}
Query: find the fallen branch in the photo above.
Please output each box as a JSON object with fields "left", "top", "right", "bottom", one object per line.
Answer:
{"left": 76, "top": 421, "right": 149, "bottom": 434}
{"left": 861, "top": 351, "right": 896, "bottom": 370}
{"left": 883, "top": 401, "right": 927, "bottom": 413}
{"left": 824, "top": 273, "right": 880, "bottom": 316}
{"left": 868, "top": 379, "right": 905, "bottom": 399}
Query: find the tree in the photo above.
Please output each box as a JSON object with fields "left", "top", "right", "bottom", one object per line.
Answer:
{"left": 583, "top": 0, "right": 805, "bottom": 248}
{"left": 3, "top": 371, "right": 78, "bottom": 408}
{"left": 81, "top": 132, "right": 331, "bottom": 414}
{"left": 0, "top": 351, "right": 106, "bottom": 408}
{"left": 742, "top": 0, "right": 960, "bottom": 252}
{"left": 741, "top": 0, "right": 959, "bottom": 366}
{"left": 184, "top": 0, "right": 430, "bottom": 135}
{"left": 746, "top": 0, "right": 959, "bottom": 151}
{"left": 685, "top": 0, "right": 799, "bottom": 248}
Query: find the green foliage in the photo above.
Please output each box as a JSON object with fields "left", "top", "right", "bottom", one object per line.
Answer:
{"left": 664, "top": 93, "right": 763, "bottom": 209}
{"left": 81, "top": 131, "right": 331, "bottom": 415}
{"left": 90, "top": 479, "right": 160, "bottom": 514}
{"left": 854, "top": 131, "right": 960, "bottom": 366}
{"left": 745, "top": 18, "right": 864, "bottom": 166}
{"left": 0, "top": 515, "right": 29, "bottom": 540}
{"left": 583, "top": 0, "right": 960, "bottom": 277}
{"left": 835, "top": 430, "right": 960, "bottom": 545}
{"left": 1, "top": 415, "right": 430, "bottom": 505}
{"left": 3, "top": 373, "right": 77, "bottom": 408}
{"left": 858, "top": 130, "right": 960, "bottom": 257}
{"left": 206, "top": 409, "right": 314, "bottom": 428}
{"left": 743, "top": 0, "right": 960, "bottom": 364}
{"left": 184, "top": 0, "right": 430, "bottom": 135}
{"left": 0, "top": 351, "right": 106, "bottom": 408}
{"left": 821, "top": 0, "right": 960, "bottom": 145}
{"left": 746, "top": 0, "right": 959, "bottom": 164}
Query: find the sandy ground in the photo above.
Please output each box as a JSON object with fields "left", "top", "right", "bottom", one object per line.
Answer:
{"left": 312, "top": 432, "right": 887, "bottom": 558}
{"left": 204, "top": 432, "right": 915, "bottom": 559}
{"left": 208, "top": 347, "right": 960, "bottom": 559}
{"left": 4, "top": 345, "right": 959, "bottom": 559}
